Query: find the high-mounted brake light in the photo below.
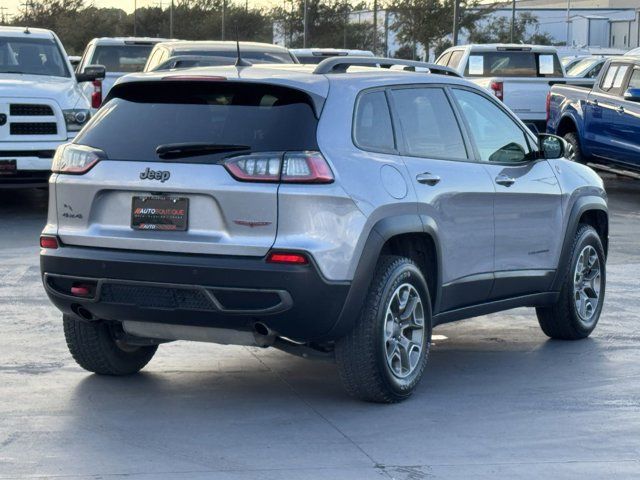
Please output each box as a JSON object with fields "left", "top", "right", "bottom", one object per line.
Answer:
{"left": 267, "top": 252, "right": 309, "bottom": 265}
{"left": 39, "top": 235, "right": 59, "bottom": 249}
{"left": 224, "top": 151, "right": 334, "bottom": 184}
{"left": 490, "top": 80, "right": 504, "bottom": 101}
{"left": 91, "top": 80, "right": 102, "bottom": 109}
{"left": 52, "top": 144, "right": 104, "bottom": 174}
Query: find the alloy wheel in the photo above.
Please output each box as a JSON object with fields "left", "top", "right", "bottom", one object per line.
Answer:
{"left": 383, "top": 283, "right": 425, "bottom": 379}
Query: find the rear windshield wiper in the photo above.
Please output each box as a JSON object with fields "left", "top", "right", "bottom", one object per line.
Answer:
{"left": 156, "top": 143, "right": 250, "bottom": 159}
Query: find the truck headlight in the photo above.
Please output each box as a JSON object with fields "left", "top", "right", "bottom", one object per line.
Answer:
{"left": 63, "top": 109, "right": 91, "bottom": 132}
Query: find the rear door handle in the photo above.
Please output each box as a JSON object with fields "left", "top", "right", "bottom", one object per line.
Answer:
{"left": 495, "top": 174, "right": 515, "bottom": 187}
{"left": 416, "top": 172, "right": 441, "bottom": 186}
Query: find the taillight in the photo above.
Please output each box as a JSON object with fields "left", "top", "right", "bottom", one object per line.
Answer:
{"left": 91, "top": 80, "right": 102, "bottom": 109}
{"left": 546, "top": 92, "right": 551, "bottom": 123}
{"left": 52, "top": 144, "right": 105, "bottom": 174}
{"left": 266, "top": 252, "right": 309, "bottom": 265}
{"left": 490, "top": 81, "right": 504, "bottom": 101}
{"left": 223, "top": 151, "right": 334, "bottom": 184}
{"left": 39, "top": 235, "right": 59, "bottom": 249}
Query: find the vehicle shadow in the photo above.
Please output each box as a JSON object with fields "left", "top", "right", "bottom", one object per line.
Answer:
{"left": 0, "top": 187, "right": 48, "bottom": 213}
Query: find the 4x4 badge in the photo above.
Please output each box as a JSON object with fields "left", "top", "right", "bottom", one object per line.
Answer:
{"left": 140, "top": 167, "right": 170, "bottom": 182}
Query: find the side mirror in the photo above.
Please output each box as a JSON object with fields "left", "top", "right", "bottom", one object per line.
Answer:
{"left": 76, "top": 64, "right": 106, "bottom": 83}
{"left": 538, "top": 133, "right": 566, "bottom": 159}
{"left": 623, "top": 88, "right": 640, "bottom": 102}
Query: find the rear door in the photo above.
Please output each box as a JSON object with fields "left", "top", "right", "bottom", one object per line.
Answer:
{"left": 388, "top": 85, "right": 496, "bottom": 312}
{"left": 450, "top": 87, "right": 563, "bottom": 299}
{"left": 56, "top": 80, "right": 321, "bottom": 257}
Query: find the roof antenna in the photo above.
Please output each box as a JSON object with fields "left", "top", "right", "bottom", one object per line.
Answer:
{"left": 24, "top": 26, "right": 31, "bottom": 34}
{"left": 234, "top": 25, "right": 251, "bottom": 68}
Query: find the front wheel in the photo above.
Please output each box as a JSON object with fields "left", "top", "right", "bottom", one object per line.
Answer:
{"left": 63, "top": 315, "right": 158, "bottom": 375}
{"left": 335, "top": 256, "right": 432, "bottom": 403}
{"left": 563, "top": 132, "right": 586, "bottom": 164}
{"left": 536, "top": 225, "right": 606, "bottom": 340}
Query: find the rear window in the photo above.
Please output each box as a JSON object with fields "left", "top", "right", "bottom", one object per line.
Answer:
{"left": 75, "top": 82, "right": 319, "bottom": 162}
{"left": 175, "top": 49, "right": 295, "bottom": 64}
{"left": 91, "top": 45, "right": 154, "bottom": 72}
{"left": 465, "top": 51, "right": 563, "bottom": 77}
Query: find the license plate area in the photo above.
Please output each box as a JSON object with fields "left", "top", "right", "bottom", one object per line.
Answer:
{"left": 131, "top": 196, "right": 188, "bottom": 231}
{"left": 0, "top": 159, "right": 16, "bottom": 176}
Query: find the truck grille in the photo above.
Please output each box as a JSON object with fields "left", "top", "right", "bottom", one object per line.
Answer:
{"left": 10, "top": 104, "right": 54, "bottom": 116}
{"left": 10, "top": 122, "right": 57, "bottom": 135}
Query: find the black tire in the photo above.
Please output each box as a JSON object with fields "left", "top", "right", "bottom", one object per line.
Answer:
{"left": 564, "top": 132, "right": 586, "bottom": 164}
{"left": 335, "top": 256, "right": 432, "bottom": 403}
{"left": 63, "top": 315, "right": 157, "bottom": 375}
{"left": 536, "top": 225, "right": 606, "bottom": 340}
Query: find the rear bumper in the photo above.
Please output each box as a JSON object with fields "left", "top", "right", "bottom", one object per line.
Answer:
{"left": 40, "top": 246, "right": 350, "bottom": 342}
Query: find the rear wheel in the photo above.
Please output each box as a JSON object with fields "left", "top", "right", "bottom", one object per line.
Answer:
{"left": 63, "top": 315, "right": 157, "bottom": 375}
{"left": 563, "top": 132, "right": 586, "bottom": 164}
{"left": 335, "top": 256, "right": 432, "bottom": 403}
{"left": 536, "top": 225, "right": 605, "bottom": 340}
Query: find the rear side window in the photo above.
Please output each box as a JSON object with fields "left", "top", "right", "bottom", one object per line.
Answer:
{"left": 91, "top": 45, "right": 154, "bottom": 73}
{"left": 465, "top": 51, "right": 562, "bottom": 77}
{"left": 601, "top": 65, "right": 618, "bottom": 90}
{"left": 435, "top": 52, "right": 451, "bottom": 66}
{"left": 390, "top": 87, "right": 467, "bottom": 160}
{"left": 76, "top": 82, "right": 319, "bottom": 162}
{"left": 601, "top": 64, "right": 630, "bottom": 93}
{"left": 448, "top": 50, "right": 464, "bottom": 69}
{"left": 353, "top": 91, "right": 394, "bottom": 152}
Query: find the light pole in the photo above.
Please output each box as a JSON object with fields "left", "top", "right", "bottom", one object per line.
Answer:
{"left": 510, "top": 0, "right": 516, "bottom": 43}
{"left": 303, "top": 0, "right": 308, "bottom": 48}
{"left": 221, "top": 0, "right": 226, "bottom": 40}
{"left": 373, "top": 0, "right": 378, "bottom": 55}
{"left": 169, "top": 0, "right": 174, "bottom": 38}
{"left": 565, "top": 0, "right": 572, "bottom": 46}
{"left": 133, "top": 0, "right": 137, "bottom": 36}
{"left": 452, "top": 0, "right": 459, "bottom": 46}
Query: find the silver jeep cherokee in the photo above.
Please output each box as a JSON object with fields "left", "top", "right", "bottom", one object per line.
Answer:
{"left": 40, "top": 58, "right": 608, "bottom": 403}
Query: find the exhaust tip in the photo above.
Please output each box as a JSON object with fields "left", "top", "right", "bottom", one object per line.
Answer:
{"left": 254, "top": 322, "right": 271, "bottom": 336}
{"left": 72, "top": 304, "right": 95, "bottom": 321}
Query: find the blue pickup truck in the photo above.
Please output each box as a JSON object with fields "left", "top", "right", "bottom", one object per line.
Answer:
{"left": 547, "top": 56, "right": 640, "bottom": 172}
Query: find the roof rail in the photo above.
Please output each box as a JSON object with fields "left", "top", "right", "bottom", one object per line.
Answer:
{"left": 313, "top": 56, "right": 461, "bottom": 77}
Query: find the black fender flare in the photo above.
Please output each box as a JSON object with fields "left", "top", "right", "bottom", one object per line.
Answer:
{"left": 550, "top": 195, "right": 608, "bottom": 291}
{"left": 317, "top": 214, "right": 442, "bottom": 341}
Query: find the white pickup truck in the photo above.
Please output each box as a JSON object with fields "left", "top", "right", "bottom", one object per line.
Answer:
{"left": 76, "top": 37, "right": 169, "bottom": 110}
{"left": 0, "top": 27, "right": 104, "bottom": 188}
{"left": 436, "top": 44, "right": 591, "bottom": 132}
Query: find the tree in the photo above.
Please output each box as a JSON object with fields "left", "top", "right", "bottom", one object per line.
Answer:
{"left": 271, "top": 0, "right": 382, "bottom": 50}
{"left": 467, "top": 12, "right": 553, "bottom": 45}
{"left": 388, "top": 0, "right": 493, "bottom": 60}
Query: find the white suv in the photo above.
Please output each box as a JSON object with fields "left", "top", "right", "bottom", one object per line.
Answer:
{"left": 0, "top": 26, "right": 104, "bottom": 188}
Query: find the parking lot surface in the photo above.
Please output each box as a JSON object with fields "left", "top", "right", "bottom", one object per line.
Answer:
{"left": 1, "top": 177, "right": 639, "bottom": 479}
